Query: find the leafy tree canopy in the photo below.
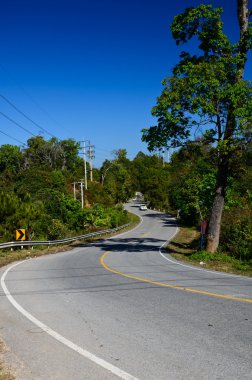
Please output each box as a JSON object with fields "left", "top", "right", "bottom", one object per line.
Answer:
{"left": 142, "top": 4, "right": 252, "bottom": 152}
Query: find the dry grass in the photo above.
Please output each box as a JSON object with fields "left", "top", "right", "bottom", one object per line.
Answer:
{"left": 167, "top": 227, "right": 200, "bottom": 255}
{"left": 0, "top": 342, "right": 14, "bottom": 380}
{"left": 0, "top": 365, "right": 14, "bottom": 380}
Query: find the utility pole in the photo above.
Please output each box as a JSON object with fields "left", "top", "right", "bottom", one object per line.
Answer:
{"left": 79, "top": 139, "right": 95, "bottom": 187}
{"left": 158, "top": 150, "right": 165, "bottom": 166}
{"left": 83, "top": 140, "right": 88, "bottom": 190}
{"left": 72, "top": 180, "right": 84, "bottom": 208}
{"left": 89, "top": 145, "right": 95, "bottom": 182}
{"left": 73, "top": 182, "right": 76, "bottom": 200}
{"left": 162, "top": 150, "right": 165, "bottom": 167}
{"left": 72, "top": 179, "right": 85, "bottom": 208}
{"left": 80, "top": 180, "right": 84, "bottom": 208}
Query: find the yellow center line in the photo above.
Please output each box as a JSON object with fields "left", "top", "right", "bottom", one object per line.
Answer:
{"left": 100, "top": 251, "right": 252, "bottom": 304}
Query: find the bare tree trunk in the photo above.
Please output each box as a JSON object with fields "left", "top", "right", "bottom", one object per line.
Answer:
{"left": 237, "top": 0, "right": 250, "bottom": 77}
{"left": 237, "top": 0, "right": 249, "bottom": 35}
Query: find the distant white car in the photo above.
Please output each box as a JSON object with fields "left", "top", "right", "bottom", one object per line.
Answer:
{"left": 139, "top": 205, "right": 147, "bottom": 211}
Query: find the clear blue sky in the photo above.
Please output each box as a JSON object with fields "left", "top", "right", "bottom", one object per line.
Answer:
{"left": 0, "top": 0, "right": 246, "bottom": 167}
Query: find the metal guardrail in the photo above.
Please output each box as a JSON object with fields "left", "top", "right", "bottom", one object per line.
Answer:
{"left": 0, "top": 223, "right": 130, "bottom": 250}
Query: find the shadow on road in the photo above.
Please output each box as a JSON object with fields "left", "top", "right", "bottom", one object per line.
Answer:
{"left": 77, "top": 237, "right": 166, "bottom": 254}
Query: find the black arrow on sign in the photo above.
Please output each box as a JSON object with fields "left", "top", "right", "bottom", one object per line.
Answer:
{"left": 16, "top": 229, "right": 25, "bottom": 240}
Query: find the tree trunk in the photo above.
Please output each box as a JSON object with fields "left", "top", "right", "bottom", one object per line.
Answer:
{"left": 206, "top": 105, "right": 234, "bottom": 252}
{"left": 237, "top": 0, "right": 250, "bottom": 78}
{"left": 237, "top": 0, "right": 249, "bottom": 36}
{"left": 206, "top": 155, "right": 229, "bottom": 253}
{"left": 206, "top": 187, "right": 225, "bottom": 252}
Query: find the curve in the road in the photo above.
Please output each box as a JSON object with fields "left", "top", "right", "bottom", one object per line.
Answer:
{"left": 1, "top": 260, "right": 140, "bottom": 380}
{"left": 100, "top": 250, "right": 252, "bottom": 304}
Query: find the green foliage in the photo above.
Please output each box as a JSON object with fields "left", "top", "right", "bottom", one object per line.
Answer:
{"left": 141, "top": 1, "right": 252, "bottom": 253}
{"left": 189, "top": 249, "right": 252, "bottom": 272}
{"left": 109, "top": 204, "right": 129, "bottom": 228}
{"left": 142, "top": 2, "right": 252, "bottom": 165}
{"left": 219, "top": 142, "right": 252, "bottom": 260}
{"left": 0, "top": 137, "right": 133, "bottom": 242}
{"left": 167, "top": 143, "right": 216, "bottom": 224}
{"left": 0, "top": 127, "right": 251, "bottom": 265}
{"left": 220, "top": 207, "right": 252, "bottom": 261}
{"left": 25, "top": 136, "right": 83, "bottom": 172}
{"left": 15, "top": 168, "right": 67, "bottom": 199}
{"left": 131, "top": 153, "right": 169, "bottom": 210}
{"left": 86, "top": 181, "right": 114, "bottom": 207}
{"left": 42, "top": 190, "right": 83, "bottom": 230}
{"left": 227, "top": 219, "right": 252, "bottom": 260}
{"left": 0, "top": 144, "right": 24, "bottom": 174}
{"left": 82, "top": 204, "right": 129, "bottom": 229}
{"left": 190, "top": 250, "right": 234, "bottom": 263}
{"left": 47, "top": 219, "right": 68, "bottom": 240}
{"left": 101, "top": 151, "right": 134, "bottom": 203}
{"left": 0, "top": 191, "right": 46, "bottom": 242}
{"left": 82, "top": 204, "right": 109, "bottom": 227}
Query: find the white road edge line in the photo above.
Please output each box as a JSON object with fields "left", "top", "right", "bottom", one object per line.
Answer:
{"left": 1, "top": 261, "right": 139, "bottom": 380}
{"left": 159, "top": 224, "right": 252, "bottom": 280}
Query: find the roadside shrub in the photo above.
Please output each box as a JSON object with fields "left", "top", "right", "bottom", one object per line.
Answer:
{"left": 108, "top": 205, "right": 129, "bottom": 228}
{"left": 190, "top": 250, "right": 234, "bottom": 263}
{"left": 220, "top": 208, "right": 252, "bottom": 261}
{"left": 47, "top": 219, "right": 68, "bottom": 240}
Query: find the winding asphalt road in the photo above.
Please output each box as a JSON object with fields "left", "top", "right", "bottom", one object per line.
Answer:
{"left": 0, "top": 203, "right": 251, "bottom": 379}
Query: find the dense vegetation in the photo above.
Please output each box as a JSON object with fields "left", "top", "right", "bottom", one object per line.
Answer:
{"left": 1, "top": 136, "right": 251, "bottom": 262}
{"left": 0, "top": 137, "right": 131, "bottom": 242}
{"left": 167, "top": 141, "right": 252, "bottom": 262}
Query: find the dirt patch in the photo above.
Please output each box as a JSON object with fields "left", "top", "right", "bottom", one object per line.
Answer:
{"left": 0, "top": 340, "right": 15, "bottom": 380}
{"left": 0, "top": 338, "right": 36, "bottom": 380}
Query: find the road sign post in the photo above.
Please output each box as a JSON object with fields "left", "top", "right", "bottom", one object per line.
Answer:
{"left": 200, "top": 221, "right": 207, "bottom": 251}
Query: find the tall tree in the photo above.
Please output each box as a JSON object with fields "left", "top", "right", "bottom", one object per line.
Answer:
{"left": 0, "top": 144, "right": 24, "bottom": 173}
{"left": 142, "top": 1, "right": 252, "bottom": 252}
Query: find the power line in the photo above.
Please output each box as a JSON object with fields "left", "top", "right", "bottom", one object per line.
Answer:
{"left": 96, "top": 146, "right": 113, "bottom": 154}
{"left": 0, "top": 94, "right": 55, "bottom": 137}
{"left": 0, "top": 63, "right": 67, "bottom": 135}
{"left": 0, "top": 111, "right": 35, "bottom": 136}
{"left": 0, "top": 128, "right": 25, "bottom": 145}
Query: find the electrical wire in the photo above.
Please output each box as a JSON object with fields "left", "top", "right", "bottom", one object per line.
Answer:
{"left": 96, "top": 146, "right": 113, "bottom": 154}
{"left": 0, "top": 111, "right": 35, "bottom": 136}
{"left": 0, "top": 94, "right": 55, "bottom": 137}
{"left": 0, "top": 67, "right": 120, "bottom": 160}
{"left": 0, "top": 63, "right": 67, "bottom": 134}
{"left": 0, "top": 128, "right": 25, "bottom": 145}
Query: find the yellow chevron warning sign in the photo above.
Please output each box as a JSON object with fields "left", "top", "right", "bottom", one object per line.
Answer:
{"left": 16, "top": 229, "right": 26, "bottom": 241}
